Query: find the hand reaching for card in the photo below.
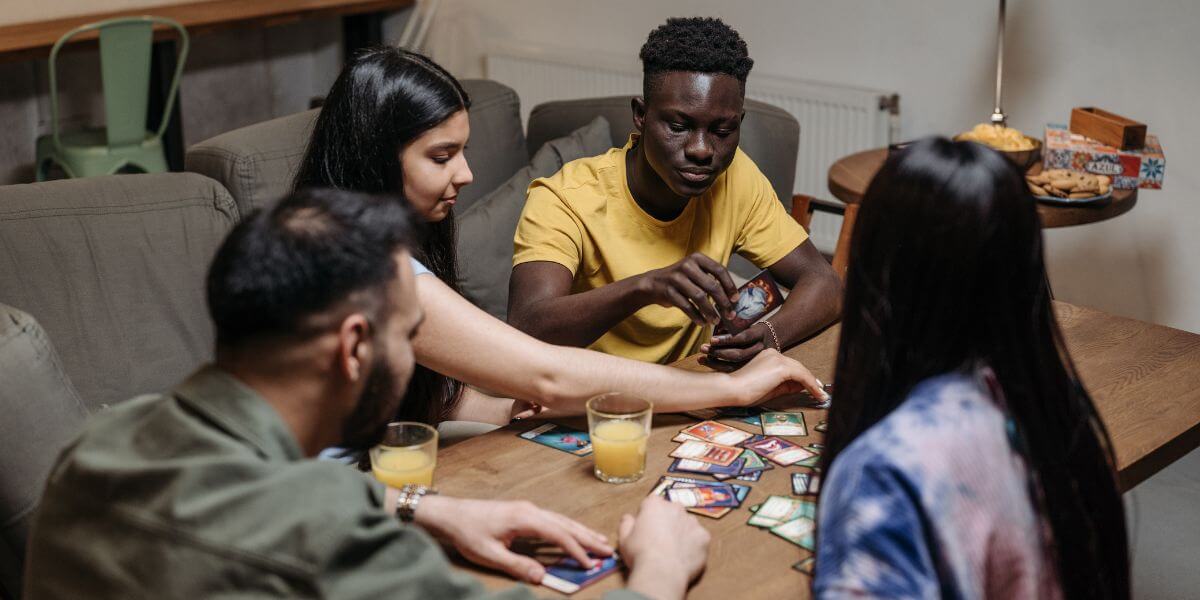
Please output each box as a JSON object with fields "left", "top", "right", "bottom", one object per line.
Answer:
{"left": 636, "top": 252, "right": 738, "bottom": 326}
{"left": 413, "top": 496, "right": 613, "bottom": 584}
{"left": 619, "top": 496, "right": 711, "bottom": 600}
{"left": 727, "top": 349, "right": 828, "bottom": 406}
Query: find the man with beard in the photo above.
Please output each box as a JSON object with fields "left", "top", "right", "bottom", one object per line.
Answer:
{"left": 24, "top": 189, "right": 709, "bottom": 600}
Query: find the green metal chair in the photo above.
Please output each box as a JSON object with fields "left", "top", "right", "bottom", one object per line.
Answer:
{"left": 35, "top": 16, "right": 189, "bottom": 180}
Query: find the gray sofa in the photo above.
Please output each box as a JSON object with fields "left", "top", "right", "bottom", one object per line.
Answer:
{"left": 0, "top": 78, "right": 800, "bottom": 597}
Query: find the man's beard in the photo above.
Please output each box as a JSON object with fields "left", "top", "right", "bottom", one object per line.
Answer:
{"left": 339, "top": 353, "right": 404, "bottom": 452}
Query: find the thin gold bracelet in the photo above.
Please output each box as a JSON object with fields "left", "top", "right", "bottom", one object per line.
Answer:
{"left": 762, "top": 320, "right": 782, "bottom": 350}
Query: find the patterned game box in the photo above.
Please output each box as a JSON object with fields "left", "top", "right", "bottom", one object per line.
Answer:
{"left": 1043, "top": 124, "right": 1165, "bottom": 190}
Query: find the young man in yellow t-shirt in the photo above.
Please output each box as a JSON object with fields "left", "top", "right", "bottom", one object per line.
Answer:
{"left": 508, "top": 17, "right": 841, "bottom": 365}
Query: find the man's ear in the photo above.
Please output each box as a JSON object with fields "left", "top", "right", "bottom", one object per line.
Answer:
{"left": 631, "top": 96, "right": 646, "bottom": 133}
{"left": 337, "top": 313, "right": 372, "bottom": 383}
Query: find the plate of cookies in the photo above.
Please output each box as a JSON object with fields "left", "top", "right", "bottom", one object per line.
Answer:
{"left": 1025, "top": 168, "right": 1112, "bottom": 205}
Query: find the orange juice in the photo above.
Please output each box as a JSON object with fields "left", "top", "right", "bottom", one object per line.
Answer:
{"left": 592, "top": 419, "right": 647, "bottom": 481}
{"left": 372, "top": 448, "right": 435, "bottom": 487}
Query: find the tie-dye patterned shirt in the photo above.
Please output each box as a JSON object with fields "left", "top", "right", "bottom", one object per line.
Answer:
{"left": 814, "top": 371, "right": 1061, "bottom": 599}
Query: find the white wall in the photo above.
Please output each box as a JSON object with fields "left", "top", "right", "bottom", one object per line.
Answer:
{"left": 420, "top": 0, "right": 1200, "bottom": 334}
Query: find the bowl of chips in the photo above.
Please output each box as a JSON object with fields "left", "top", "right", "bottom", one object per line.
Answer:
{"left": 955, "top": 123, "right": 1042, "bottom": 170}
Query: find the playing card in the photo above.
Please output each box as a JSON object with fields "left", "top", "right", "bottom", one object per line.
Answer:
{"left": 650, "top": 476, "right": 749, "bottom": 500}
{"left": 666, "top": 486, "right": 740, "bottom": 508}
{"left": 672, "top": 431, "right": 703, "bottom": 443}
{"left": 735, "top": 469, "right": 763, "bottom": 482}
{"left": 792, "top": 472, "right": 810, "bottom": 495}
{"left": 761, "top": 412, "right": 807, "bottom": 437}
{"left": 668, "top": 457, "right": 745, "bottom": 478}
{"left": 541, "top": 554, "right": 621, "bottom": 594}
{"left": 715, "top": 269, "right": 784, "bottom": 335}
{"left": 815, "top": 420, "right": 828, "bottom": 433}
{"left": 518, "top": 423, "right": 592, "bottom": 456}
{"left": 747, "top": 495, "right": 816, "bottom": 528}
{"left": 670, "top": 440, "right": 741, "bottom": 466}
{"left": 681, "top": 420, "right": 755, "bottom": 446}
{"left": 770, "top": 517, "right": 816, "bottom": 550}
{"left": 739, "top": 449, "right": 770, "bottom": 472}
{"left": 793, "top": 556, "right": 815, "bottom": 575}
{"left": 743, "top": 436, "right": 815, "bottom": 466}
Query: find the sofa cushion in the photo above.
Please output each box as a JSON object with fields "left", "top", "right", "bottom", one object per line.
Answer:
{"left": 185, "top": 108, "right": 319, "bottom": 216}
{"left": 0, "top": 304, "right": 88, "bottom": 599}
{"left": 0, "top": 173, "right": 238, "bottom": 411}
{"left": 457, "top": 116, "right": 611, "bottom": 319}
{"left": 185, "top": 79, "right": 526, "bottom": 217}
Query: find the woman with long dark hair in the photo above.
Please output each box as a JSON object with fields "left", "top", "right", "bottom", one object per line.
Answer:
{"left": 295, "top": 47, "right": 829, "bottom": 427}
{"left": 814, "top": 138, "right": 1128, "bottom": 599}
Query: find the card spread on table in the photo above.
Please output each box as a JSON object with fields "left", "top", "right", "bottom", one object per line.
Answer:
{"left": 735, "top": 469, "right": 763, "bottom": 482}
{"left": 518, "top": 423, "right": 592, "bottom": 457}
{"left": 761, "top": 412, "right": 807, "bottom": 437}
{"left": 771, "top": 517, "right": 816, "bottom": 550}
{"left": 743, "top": 436, "right": 815, "bottom": 466}
{"left": 666, "top": 486, "right": 740, "bottom": 508}
{"left": 668, "top": 457, "right": 745, "bottom": 478}
{"left": 715, "top": 269, "right": 784, "bottom": 335}
{"left": 793, "top": 557, "right": 816, "bottom": 575}
{"left": 541, "top": 554, "right": 621, "bottom": 594}
{"left": 651, "top": 476, "right": 749, "bottom": 518}
{"left": 792, "top": 472, "right": 811, "bottom": 495}
{"left": 681, "top": 420, "right": 755, "bottom": 446}
{"left": 747, "top": 495, "right": 816, "bottom": 528}
{"left": 670, "top": 440, "right": 741, "bottom": 466}
{"left": 739, "top": 449, "right": 771, "bottom": 472}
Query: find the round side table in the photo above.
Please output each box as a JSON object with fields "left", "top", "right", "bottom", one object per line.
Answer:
{"left": 825, "top": 148, "right": 1138, "bottom": 274}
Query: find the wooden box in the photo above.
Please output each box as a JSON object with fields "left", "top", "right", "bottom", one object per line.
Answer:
{"left": 1069, "top": 107, "right": 1147, "bottom": 150}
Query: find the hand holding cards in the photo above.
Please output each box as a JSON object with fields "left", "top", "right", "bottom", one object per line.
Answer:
{"left": 715, "top": 269, "right": 784, "bottom": 335}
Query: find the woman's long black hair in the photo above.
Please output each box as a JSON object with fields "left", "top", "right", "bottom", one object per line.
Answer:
{"left": 294, "top": 47, "right": 471, "bottom": 424}
{"left": 818, "top": 137, "right": 1129, "bottom": 599}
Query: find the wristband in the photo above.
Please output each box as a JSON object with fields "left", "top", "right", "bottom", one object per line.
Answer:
{"left": 395, "top": 484, "right": 438, "bottom": 523}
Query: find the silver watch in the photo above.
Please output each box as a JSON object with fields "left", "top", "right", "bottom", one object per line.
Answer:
{"left": 395, "top": 484, "right": 437, "bottom": 523}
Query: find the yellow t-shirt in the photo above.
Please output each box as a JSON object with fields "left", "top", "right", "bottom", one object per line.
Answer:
{"left": 513, "top": 135, "right": 808, "bottom": 364}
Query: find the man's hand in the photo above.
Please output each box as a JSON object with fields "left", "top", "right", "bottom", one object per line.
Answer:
{"left": 725, "top": 349, "right": 829, "bottom": 406}
{"left": 701, "top": 322, "right": 774, "bottom": 363}
{"left": 637, "top": 253, "right": 738, "bottom": 326}
{"left": 414, "top": 496, "right": 613, "bottom": 584}
{"left": 620, "top": 496, "right": 711, "bottom": 600}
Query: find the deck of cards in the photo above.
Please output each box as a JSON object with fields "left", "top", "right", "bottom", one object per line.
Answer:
{"left": 540, "top": 554, "right": 621, "bottom": 594}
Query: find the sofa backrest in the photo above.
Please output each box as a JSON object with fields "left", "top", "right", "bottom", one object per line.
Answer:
{"left": 185, "top": 79, "right": 527, "bottom": 217}
{"left": 0, "top": 173, "right": 238, "bottom": 411}
{"left": 0, "top": 304, "right": 88, "bottom": 599}
{"left": 525, "top": 95, "right": 801, "bottom": 207}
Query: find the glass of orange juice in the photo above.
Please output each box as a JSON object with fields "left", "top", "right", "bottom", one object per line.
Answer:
{"left": 586, "top": 393, "right": 652, "bottom": 484}
{"left": 369, "top": 422, "right": 437, "bottom": 488}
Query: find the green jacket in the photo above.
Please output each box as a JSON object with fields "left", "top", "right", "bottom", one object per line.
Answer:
{"left": 25, "top": 366, "right": 644, "bottom": 599}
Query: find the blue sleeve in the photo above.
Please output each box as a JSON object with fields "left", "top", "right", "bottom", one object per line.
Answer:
{"left": 814, "top": 450, "right": 940, "bottom": 600}
{"left": 409, "top": 257, "right": 433, "bottom": 277}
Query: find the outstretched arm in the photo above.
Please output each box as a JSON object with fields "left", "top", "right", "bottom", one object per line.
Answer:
{"left": 413, "top": 274, "right": 823, "bottom": 415}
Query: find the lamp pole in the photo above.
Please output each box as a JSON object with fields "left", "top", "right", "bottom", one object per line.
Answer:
{"left": 991, "top": 0, "right": 1007, "bottom": 126}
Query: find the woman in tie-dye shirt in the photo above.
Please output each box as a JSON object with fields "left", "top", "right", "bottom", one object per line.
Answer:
{"left": 814, "top": 138, "right": 1129, "bottom": 600}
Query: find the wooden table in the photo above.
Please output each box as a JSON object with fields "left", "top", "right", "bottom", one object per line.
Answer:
{"left": 437, "top": 301, "right": 1200, "bottom": 598}
{"left": 825, "top": 148, "right": 1139, "bottom": 275}
{"left": 0, "top": 0, "right": 412, "bottom": 170}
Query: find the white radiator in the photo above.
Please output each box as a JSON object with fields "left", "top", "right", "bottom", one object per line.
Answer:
{"left": 485, "top": 43, "right": 898, "bottom": 253}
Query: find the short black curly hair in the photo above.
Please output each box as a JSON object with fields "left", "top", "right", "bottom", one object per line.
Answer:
{"left": 639, "top": 17, "right": 753, "bottom": 99}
